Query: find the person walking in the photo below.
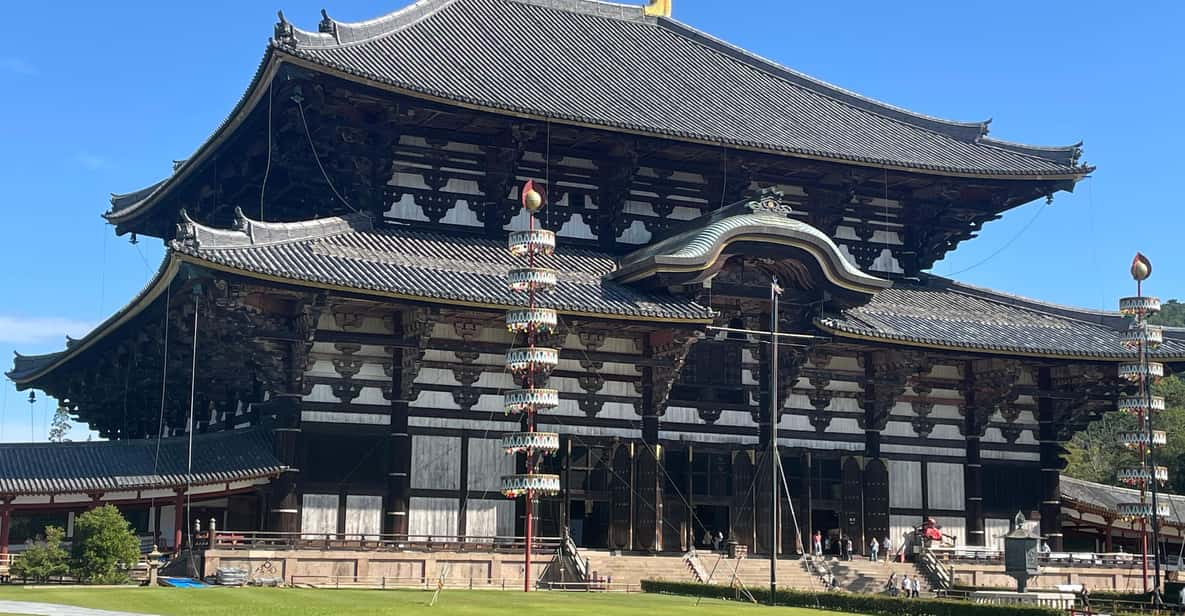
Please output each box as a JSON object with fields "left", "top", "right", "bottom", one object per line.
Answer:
{"left": 900, "top": 575, "right": 910, "bottom": 597}
{"left": 845, "top": 537, "right": 854, "bottom": 561}
{"left": 910, "top": 576, "right": 920, "bottom": 598}
{"left": 884, "top": 535, "right": 892, "bottom": 563}
{"left": 813, "top": 531, "right": 822, "bottom": 557}
{"left": 869, "top": 537, "right": 879, "bottom": 562}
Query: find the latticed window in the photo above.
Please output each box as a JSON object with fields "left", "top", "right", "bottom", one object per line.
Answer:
{"left": 670, "top": 341, "right": 744, "bottom": 405}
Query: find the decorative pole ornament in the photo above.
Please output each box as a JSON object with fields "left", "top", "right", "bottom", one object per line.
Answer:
{"left": 502, "top": 179, "right": 561, "bottom": 592}
{"left": 1115, "top": 251, "right": 1166, "bottom": 601}
{"left": 1131, "top": 252, "right": 1152, "bottom": 282}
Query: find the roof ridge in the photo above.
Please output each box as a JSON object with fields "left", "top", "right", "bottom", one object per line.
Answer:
{"left": 173, "top": 209, "right": 373, "bottom": 250}
{"left": 654, "top": 19, "right": 992, "bottom": 145}
{"left": 925, "top": 274, "right": 1126, "bottom": 329}
{"left": 276, "top": 0, "right": 460, "bottom": 49}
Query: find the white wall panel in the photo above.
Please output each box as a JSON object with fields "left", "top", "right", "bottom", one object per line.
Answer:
{"left": 888, "top": 515, "right": 916, "bottom": 556}
{"left": 302, "top": 493, "right": 339, "bottom": 538}
{"left": 985, "top": 517, "right": 1010, "bottom": 550}
{"left": 409, "top": 497, "right": 459, "bottom": 538}
{"left": 927, "top": 463, "right": 964, "bottom": 510}
{"left": 931, "top": 516, "right": 964, "bottom": 546}
{"left": 465, "top": 500, "right": 516, "bottom": 538}
{"left": 887, "top": 460, "right": 922, "bottom": 509}
{"left": 468, "top": 438, "right": 515, "bottom": 493}
{"left": 345, "top": 495, "right": 382, "bottom": 540}
{"left": 412, "top": 435, "right": 461, "bottom": 490}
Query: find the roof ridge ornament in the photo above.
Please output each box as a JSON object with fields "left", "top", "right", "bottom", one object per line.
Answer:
{"left": 318, "top": 9, "right": 339, "bottom": 41}
{"left": 746, "top": 187, "right": 793, "bottom": 217}
{"left": 274, "top": 11, "right": 296, "bottom": 46}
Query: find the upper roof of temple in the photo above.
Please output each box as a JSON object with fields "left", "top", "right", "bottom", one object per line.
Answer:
{"left": 274, "top": 0, "right": 1085, "bottom": 175}
{"left": 106, "top": 0, "right": 1089, "bottom": 226}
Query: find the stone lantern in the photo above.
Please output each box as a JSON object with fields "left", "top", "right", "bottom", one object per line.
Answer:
{"left": 1003, "top": 511, "right": 1041, "bottom": 593}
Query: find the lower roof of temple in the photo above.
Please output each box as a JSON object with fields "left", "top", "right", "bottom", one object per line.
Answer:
{"left": 1061, "top": 475, "right": 1185, "bottom": 527}
{"left": 9, "top": 212, "right": 1184, "bottom": 386}
{"left": 818, "top": 276, "right": 1185, "bottom": 360}
{"left": 0, "top": 428, "right": 283, "bottom": 495}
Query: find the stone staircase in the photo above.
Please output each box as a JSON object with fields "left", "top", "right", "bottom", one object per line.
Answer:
{"left": 581, "top": 550, "right": 819, "bottom": 591}
{"left": 810, "top": 556, "right": 930, "bottom": 595}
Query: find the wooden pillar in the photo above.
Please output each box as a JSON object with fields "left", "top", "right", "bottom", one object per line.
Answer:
{"left": 963, "top": 367, "right": 985, "bottom": 547}
{"left": 173, "top": 489, "right": 184, "bottom": 551}
{"left": 754, "top": 332, "right": 774, "bottom": 555}
{"left": 267, "top": 394, "right": 302, "bottom": 533}
{"left": 385, "top": 317, "right": 414, "bottom": 537}
{"left": 1104, "top": 516, "right": 1115, "bottom": 553}
{"left": 0, "top": 497, "right": 12, "bottom": 555}
{"left": 634, "top": 341, "right": 663, "bottom": 552}
{"left": 1037, "top": 367, "right": 1064, "bottom": 551}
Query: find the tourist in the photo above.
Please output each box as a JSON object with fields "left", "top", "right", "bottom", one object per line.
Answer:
{"left": 869, "top": 537, "right": 879, "bottom": 562}
{"left": 886, "top": 572, "right": 898, "bottom": 596}
{"left": 712, "top": 530, "right": 721, "bottom": 553}
{"left": 813, "top": 530, "right": 822, "bottom": 557}
{"left": 1040, "top": 540, "right": 1051, "bottom": 554}
{"left": 900, "top": 575, "right": 910, "bottom": 597}
{"left": 845, "top": 536, "right": 854, "bottom": 561}
{"left": 824, "top": 535, "right": 831, "bottom": 555}
{"left": 702, "top": 529, "right": 712, "bottom": 549}
{"left": 910, "top": 576, "right": 920, "bottom": 598}
{"left": 884, "top": 535, "right": 892, "bottom": 562}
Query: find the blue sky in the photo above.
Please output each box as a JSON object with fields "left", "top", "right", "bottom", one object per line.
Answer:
{"left": 0, "top": 0, "right": 1182, "bottom": 442}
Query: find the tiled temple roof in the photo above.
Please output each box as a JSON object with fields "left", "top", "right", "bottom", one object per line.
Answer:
{"left": 1061, "top": 475, "right": 1185, "bottom": 527}
{"left": 279, "top": 0, "right": 1086, "bottom": 177}
{"left": 107, "top": 0, "right": 1089, "bottom": 225}
{"left": 171, "top": 210, "right": 713, "bottom": 322}
{"left": 818, "top": 276, "right": 1185, "bottom": 360}
{"left": 0, "top": 428, "right": 282, "bottom": 496}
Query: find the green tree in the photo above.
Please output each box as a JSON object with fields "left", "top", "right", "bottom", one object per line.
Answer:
{"left": 48, "top": 404, "right": 71, "bottom": 443}
{"left": 1150, "top": 299, "right": 1185, "bottom": 327}
{"left": 10, "top": 525, "right": 69, "bottom": 582}
{"left": 70, "top": 505, "right": 140, "bottom": 584}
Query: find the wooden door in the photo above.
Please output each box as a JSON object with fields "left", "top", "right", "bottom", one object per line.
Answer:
{"left": 841, "top": 457, "right": 864, "bottom": 554}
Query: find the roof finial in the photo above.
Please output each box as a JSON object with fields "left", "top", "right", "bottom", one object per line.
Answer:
{"left": 274, "top": 11, "right": 296, "bottom": 45}
{"left": 318, "top": 9, "right": 337, "bottom": 37}
{"left": 644, "top": 0, "right": 672, "bottom": 18}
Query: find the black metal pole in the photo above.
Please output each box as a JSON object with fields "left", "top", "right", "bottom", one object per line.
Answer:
{"left": 769, "top": 277, "right": 781, "bottom": 603}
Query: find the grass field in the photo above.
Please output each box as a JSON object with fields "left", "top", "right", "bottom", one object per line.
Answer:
{"left": 0, "top": 587, "right": 860, "bottom": 616}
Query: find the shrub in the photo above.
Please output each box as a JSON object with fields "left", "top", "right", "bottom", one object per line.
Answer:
{"left": 10, "top": 525, "right": 69, "bottom": 582}
{"left": 70, "top": 505, "right": 140, "bottom": 584}
{"left": 640, "top": 579, "right": 1065, "bottom": 616}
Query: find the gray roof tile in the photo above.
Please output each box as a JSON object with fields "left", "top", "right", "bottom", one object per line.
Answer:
{"left": 171, "top": 212, "right": 712, "bottom": 321}
{"left": 819, "top": 276, "right": 1185, "bottom": 359}
{"left": 282, "top": 0, "right": 1085, "bottom": 177}
{"left": 0, "top": 428, "right": 282, "bottom": 495}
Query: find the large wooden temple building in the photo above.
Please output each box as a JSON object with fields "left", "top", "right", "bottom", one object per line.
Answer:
{"left": 7, "top": 0, "right": 1185, "bottom": 560}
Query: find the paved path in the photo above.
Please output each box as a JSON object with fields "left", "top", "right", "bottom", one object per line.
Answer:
{"left": 0, "top": 600, "right": 155, "bottom": 616}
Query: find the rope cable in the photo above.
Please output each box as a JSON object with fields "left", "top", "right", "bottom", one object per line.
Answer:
{"left": 946, "top": 202, "right": 1046, "bottom": 277}
{"left": 296, "top": 99, "right": 358, "bottom": 213}
{"left": 260, "top": 80, "right": 274, "bottom": 220}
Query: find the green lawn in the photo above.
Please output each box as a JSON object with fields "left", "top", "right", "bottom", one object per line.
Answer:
{"left": 0, "top": 587, "right": 859, "bottom": 615}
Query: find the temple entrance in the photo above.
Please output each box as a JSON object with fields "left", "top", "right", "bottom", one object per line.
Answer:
{"left": 569, "top": 500, "right": 610, "bottom": 548}
{"left": 692, "top": 505, "right": 729, "bottom": 549}
{"left": 812, "top": 508, "right": 840, "bottom": 554}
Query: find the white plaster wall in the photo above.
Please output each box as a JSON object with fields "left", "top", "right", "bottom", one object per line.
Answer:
{"left": 301, "top": 493, "right": 339, "bottom": 538}
{"left": 468, "top": 438, "right": 515, "bottom": 493}
{"left": 412, "top": 435, "right": 461, "bottom": 490}
{"left": 465, "top": 500, "right": 516, "bottom": 538}
{"left": 927, "top": 463, "right": 965, "bottom": 510}
{"left": 344, "top": 495, "right": 383, "bottom": 540}
{"left": 887, "top": 459, "right": 922, "bottom": 509}
{"left": 409, "top": 497, "right": 459, "bottom": 538}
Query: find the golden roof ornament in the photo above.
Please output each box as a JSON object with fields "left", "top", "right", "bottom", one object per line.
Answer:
{"left": 644, "top": 0, "right": 672, "bottom": 18}
{"left": 1131, "top": 252, "right": 1152, "bottom": 281}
